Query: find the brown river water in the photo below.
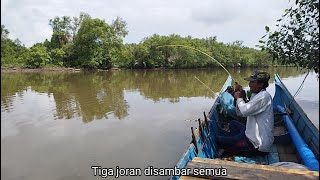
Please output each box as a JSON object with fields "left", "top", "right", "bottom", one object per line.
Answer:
{"left": 1, "top": 67, "right": 319, "bottom": 180}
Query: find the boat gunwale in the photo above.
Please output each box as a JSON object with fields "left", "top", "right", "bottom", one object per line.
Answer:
{"left": 170, "top": 75, "right": 232, "bottom": 180}
{"left": 274, "top": 74, "right": 319, "bottom": 161}
{"left": 274, "top": 74, "right": 319, "bottom": 134}
{"left": 171, "top": 74, "right": 319, "bottom": 179}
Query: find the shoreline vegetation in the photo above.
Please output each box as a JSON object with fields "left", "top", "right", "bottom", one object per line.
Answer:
{"left": 3, "top": 8, "right": 317, "bottom": 72}
{"left": 1, "top": 67, "right": 82, "bottom": 73}
{"left": 1, "top": 13, "right": 285, "bottom": 71}
{"left": 1, "top": 65, "right": 297, "bottom": 73}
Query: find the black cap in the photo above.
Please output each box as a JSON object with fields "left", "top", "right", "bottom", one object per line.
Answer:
{"left": 244, "top": 70, "right": 270, "bottom": 82}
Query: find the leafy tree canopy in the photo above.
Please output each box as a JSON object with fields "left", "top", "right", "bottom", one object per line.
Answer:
{"left": 73, "top": 17, "right": 123, "bottom": 68}
{"left": 261, "top": 0, "right": 319, "bottom": 73}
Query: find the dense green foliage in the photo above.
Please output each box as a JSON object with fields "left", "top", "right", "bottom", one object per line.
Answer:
{"left": 72, "top": 17, "right": 122, "bottom": 68}
{"left": 1, "top": 25, "right": 27, "bottom": 67}
{"left": 261, "top": 0, "right": 319, "bottom": 73}
{"left": 2, "top": 12, "right": 282, "bottom": 69}
{"left": 24, "top": 46, "right": 50, "bottom": 68}
{"left": 121, "top": 35, "right": 273, "bottom": 69}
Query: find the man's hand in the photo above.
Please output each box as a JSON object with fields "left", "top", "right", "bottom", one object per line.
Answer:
{"left": 234, "top": 91, "right": 242, "bottom": 99}
{"left": 234, "top": 82, "right": 243, "bottom": 92}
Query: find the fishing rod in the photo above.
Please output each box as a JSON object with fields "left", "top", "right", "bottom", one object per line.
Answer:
{"left": 194, "top": 76, "right": 215, "bottom": 94}
{"left": 156, "top": 45, "right": 235, "bottom": 82}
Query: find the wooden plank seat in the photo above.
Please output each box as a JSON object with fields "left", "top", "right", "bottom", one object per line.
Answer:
{"left": 181, "top": 157, "right": 319, "bottom": 180}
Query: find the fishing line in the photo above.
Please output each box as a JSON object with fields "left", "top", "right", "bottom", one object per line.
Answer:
{"left": 194, "top": 76, "right": 215, "bottom": 94}
{"left": 156, "top": 45, "right": 235, "bottom": 81}
{"left": 185, "top": 119, "right": 198, "bottom": 122}
{"left": 286, "top": 71, "right": 310, "bottom": 108}
{"left": 293, "top": 71, "right": 309, "bottom": 98}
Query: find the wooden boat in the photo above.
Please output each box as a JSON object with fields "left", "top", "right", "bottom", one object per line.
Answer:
{"left": 171, "top": 74, "right": 319, "bottom": 179}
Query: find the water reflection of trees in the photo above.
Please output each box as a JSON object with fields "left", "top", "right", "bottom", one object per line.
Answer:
{"left": 1, "top": 67, "right": 305, "bottom": 122}
{"left": 51, "top": 73, "right": 129, "bottom": 122}
{"left": 113, "top": 69, "right": 224, "bottom": 101}
{"left": 1, "top": 72, "right": 129, "bottom": 123}
{"left": 1, "top": 73, "right": 28, "bottom": 111}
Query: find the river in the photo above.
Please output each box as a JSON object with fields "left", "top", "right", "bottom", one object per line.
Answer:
{"left": 1, "top": 67, "right": 318, "bottom": 180}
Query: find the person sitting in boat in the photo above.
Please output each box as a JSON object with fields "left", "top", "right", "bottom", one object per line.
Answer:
{"left": 217, "top": 70, "right": 274, "bottom": 155}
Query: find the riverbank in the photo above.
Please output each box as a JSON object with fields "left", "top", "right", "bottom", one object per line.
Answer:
{"left": 1, "top": 67, "right": 82, "bottom": 73}
{"left": 1, "top": 65, "right": 297, "bottom": 73}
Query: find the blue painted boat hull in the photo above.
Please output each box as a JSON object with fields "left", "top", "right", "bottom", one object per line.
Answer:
{"left": 276, "top": 105, "right": 319, "bottom": 171}
{"left": 171, "top": 74, "right": 319, "bottom": 179}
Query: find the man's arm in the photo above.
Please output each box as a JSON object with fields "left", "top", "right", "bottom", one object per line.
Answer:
{"left": 235, "top": 93, "right": 271, "bottom": 117}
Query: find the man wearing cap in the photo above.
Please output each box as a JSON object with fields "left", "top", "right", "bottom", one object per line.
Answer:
{"left": 217, "top": 70, "right": 274, "bottom": 154}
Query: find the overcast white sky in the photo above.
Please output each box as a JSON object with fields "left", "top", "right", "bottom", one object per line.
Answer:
{"left": 1, "top": 0, "right": 290, "bottom": 48}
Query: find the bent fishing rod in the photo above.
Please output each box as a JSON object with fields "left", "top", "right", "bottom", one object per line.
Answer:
{"left": 156, "top": 45, "right": 235, "bottom": 82}
{"left": 156, "top": 45, "right": 234, "bottom": 124}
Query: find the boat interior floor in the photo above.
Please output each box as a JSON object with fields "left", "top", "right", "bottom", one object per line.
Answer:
{"left": 219, "top": 144, "right": 279, "bottom": 165}
{"left": 219, "top": 143, "right": 300, "bottom": 165}
{"left": 216, "top": 106, "right": 300, "bottom": 165}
